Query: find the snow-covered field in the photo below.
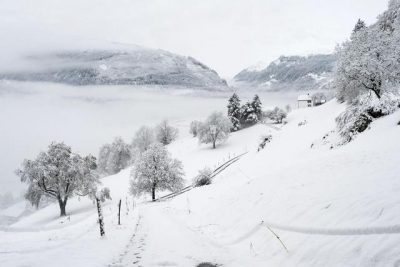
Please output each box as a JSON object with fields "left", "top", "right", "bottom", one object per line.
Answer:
{"left": 1, "top": 97, "right": 400, "bottom": 266}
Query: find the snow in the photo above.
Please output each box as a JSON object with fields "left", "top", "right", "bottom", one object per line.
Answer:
{"left": 0, "top": 201, "right": 26, "bottom": 218}
{"left": 307, "top": 72, "right": 326, "bottom": 82}
{"left": 1, "top": 99, "right": 400, "bottom": 266}
{"left": 99, "top": 64, "right": 108, "bottom": 71}
{"left": 297, "top": 94, "right": 312, "bottom": 101}
{"left": 246, "top": 61, "right": 269, "bottom": 72}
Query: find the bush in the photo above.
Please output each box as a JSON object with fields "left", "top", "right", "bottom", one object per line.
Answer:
{"left": 336, "top": 94, "right": 399, "bottom": 143}
{"left": 193, "top": 167, "right": 213, "bottom": 187}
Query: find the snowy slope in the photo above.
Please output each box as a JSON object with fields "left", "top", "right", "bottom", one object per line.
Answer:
{"left": 0, "top": 169, "right": 139, "bottom": 267}
{"left": 0, "top": 49, "right": 228, "bottom": 89}
{"left": 166, "top": 101, "right": 400, "bottom": 266}
{"left": 234, "top": 54, "right": 335, "bottom": 91}
{"left": 2, "top": 100, "right": 400, "bottom": 266}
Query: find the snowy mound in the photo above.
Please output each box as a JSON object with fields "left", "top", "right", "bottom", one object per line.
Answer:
{"left": 0, "top": 49, "right": 229, "bottom": 89}
{"left": 234, "top": 54, "right": 335, "bottom": 91}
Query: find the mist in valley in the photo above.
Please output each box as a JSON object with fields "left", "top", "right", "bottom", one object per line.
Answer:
{"left": 0, "top": 81, "right": 300, "bottom": 195}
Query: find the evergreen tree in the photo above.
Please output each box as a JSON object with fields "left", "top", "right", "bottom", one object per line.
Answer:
{"left": 353, "top": 19, "right": 367, "bottom": 33}
{"left": 240, "top": 101, "right": 258, "bottom": 126}
{"left": 227, "top": 93, "right": 241, "bottom": 131}
{"left": 251, "top": 94, "right": 263, "bottom": 121}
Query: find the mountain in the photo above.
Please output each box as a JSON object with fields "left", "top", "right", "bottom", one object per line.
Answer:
{"left": 233, "top": 54, "right": 336, "bottom": 91}
{"left": 0, "top": 49, "right": 228, "bottom": 89}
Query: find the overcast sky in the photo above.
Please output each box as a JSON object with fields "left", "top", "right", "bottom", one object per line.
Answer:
{"left": 0, "top": 0, "right": 389, "bottom": 78}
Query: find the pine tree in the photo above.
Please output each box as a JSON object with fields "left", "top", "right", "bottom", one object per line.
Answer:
{"left": 353, "top": 19, "right": 367, "bottom": 33}
{"left": 251, "top": 95, "right": 263, "bottom": 121}
{"left": 240, "top": 101, "right": 258, "bottom": 126}
{"left": 227, "top": 93, "right": 241, "bottom": 131}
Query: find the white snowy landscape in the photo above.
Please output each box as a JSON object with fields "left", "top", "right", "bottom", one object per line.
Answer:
{"left": 1, "top": 0, "right": 400, "bottom": 267}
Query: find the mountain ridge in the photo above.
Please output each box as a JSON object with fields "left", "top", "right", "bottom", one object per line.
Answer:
{"left": 0, "top": 49, "right": 229, "bottom": 89}
{"left": 233, "top": 54, "right": 336, "bottom": 91}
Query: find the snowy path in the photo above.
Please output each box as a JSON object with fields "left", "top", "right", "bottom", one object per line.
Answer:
{"left": 110, "top": 202, "right": 253, "bottom": 267}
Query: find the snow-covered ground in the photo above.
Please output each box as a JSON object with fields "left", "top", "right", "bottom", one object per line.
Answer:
{"left": 1, "top": 99, "right": 400, "bottom": 266}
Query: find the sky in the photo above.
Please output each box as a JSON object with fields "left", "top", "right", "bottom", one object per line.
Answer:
{"left": 0, "top": 0, "right": 389, "bottom": 79}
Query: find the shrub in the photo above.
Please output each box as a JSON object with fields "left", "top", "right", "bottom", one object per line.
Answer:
{"left": 336, "top": 94, "right": 399, "bottom": 143}
{"left": 193, "top": 167, "right": 213, "bottom": 187}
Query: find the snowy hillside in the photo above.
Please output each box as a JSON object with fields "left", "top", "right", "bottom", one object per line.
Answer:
{"left": 234, "top": 54, "right": 335, "bottom": 91}
{"left": 0, "top": 49, "right": 228, "bottom": 89}
{"left": 1, "top": 100, "right": 400, "bottom": 266}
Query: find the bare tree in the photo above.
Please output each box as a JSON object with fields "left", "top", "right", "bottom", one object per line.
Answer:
{"left": 155, "top": 119, "right": 179, "bottom": 145}
{"left": 198, "top": 111, "right": 232, "bottom": 149}
{"left": 132, "top": 126, "right": 155, "bottom": 153}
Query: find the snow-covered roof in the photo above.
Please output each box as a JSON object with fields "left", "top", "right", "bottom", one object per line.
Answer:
{"left": 298, "top": 94, "right": 311, "bottom": 101}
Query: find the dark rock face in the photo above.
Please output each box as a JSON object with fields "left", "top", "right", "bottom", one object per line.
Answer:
{"left": 0, "top": 50, "right": 228, "bottom": 89}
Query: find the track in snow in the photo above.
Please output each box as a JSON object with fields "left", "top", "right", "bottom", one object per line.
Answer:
{"left": 260, "top": 121, "right": 281, "bottom": 131}
{"left": 110, "top": 204, "right": 227, "bottom": 267}
{"left": 109, "top": 215, "right": 146, "bottom": 267}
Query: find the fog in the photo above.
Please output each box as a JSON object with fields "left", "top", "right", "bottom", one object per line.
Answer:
{"left": 0, "top": 81, "right": 301, "bottom": 195}
{"left": 0, "top": 0, "right": 388, "bottom": 78}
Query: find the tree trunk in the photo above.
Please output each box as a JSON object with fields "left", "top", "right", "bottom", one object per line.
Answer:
{"left": 118, "top": 199, "right": 121, "bottom": 225}
{"left": 152, "top": 184, "right": 156, "bottom": 201}
{"left": 213, "top": 141, "right": 216, "bottom": 149}
{"left": 373, "top": 88, "right": 381, "bottom": 99}
{"left": 96, "top": 197, "right": 105, "bottom": 236}
{"left": 58, "top": 198, "right": 67, "bottom": 217}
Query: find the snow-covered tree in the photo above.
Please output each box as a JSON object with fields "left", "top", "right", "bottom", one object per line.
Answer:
{"left": 265, "top": 107, "right": 287, "bottom": 123}
{"left": 15, "top": 142, "right": 100, "bottom": 216}
{"left": 129, "top": 142, "right": 185, "bottom": 201}
{"left": 97, "top": 144, "right": 111, "bottom": 174}
{"left": 311, "top": 92, "right": 326, "bottom": 105}
{"left": 106, "top": 137, "right": 133, "bottom": 174}
{"left": 336, "top": 94, "right": 400, "bottom": 143}
{"left": 334, "top": 3, "right": 400, "bottom": 103}
{"left": 240, "top": 101, "right": 258, "bottom": 126}
{"left": 227, "top": 93, "right": 241, "bottom": 131}
{"left": 132, "top": 126, "right": 155, "bottom": 153}
{"left": 251, "top": 94, "right": 263, "bottom": 121}
{"left": 333, "top": 1, "right": 400, "bottom": 143}
{"left": 155, "top": 119, "right": 179, "bottom": 145}
{"left": 189, "top": 120, "right": 200, "bottom": 137}
{"left": 353, "top": 18, "right": 367, "bottom": 33}
{"left": 198, "top": 111, "right": 232, "bottom": 149}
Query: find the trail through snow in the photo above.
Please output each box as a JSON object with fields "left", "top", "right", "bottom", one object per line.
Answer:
{"left": 111, "top": 202, "right": 255, "bottom": 267}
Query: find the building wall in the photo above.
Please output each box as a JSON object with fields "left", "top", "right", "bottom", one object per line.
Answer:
{"left": 298, "top": 100, "right": 313, "bottom": 108}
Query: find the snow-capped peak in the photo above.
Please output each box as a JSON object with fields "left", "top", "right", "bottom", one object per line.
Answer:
{"left": 246, "top": 61, "right": 269, "bottom": 72}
